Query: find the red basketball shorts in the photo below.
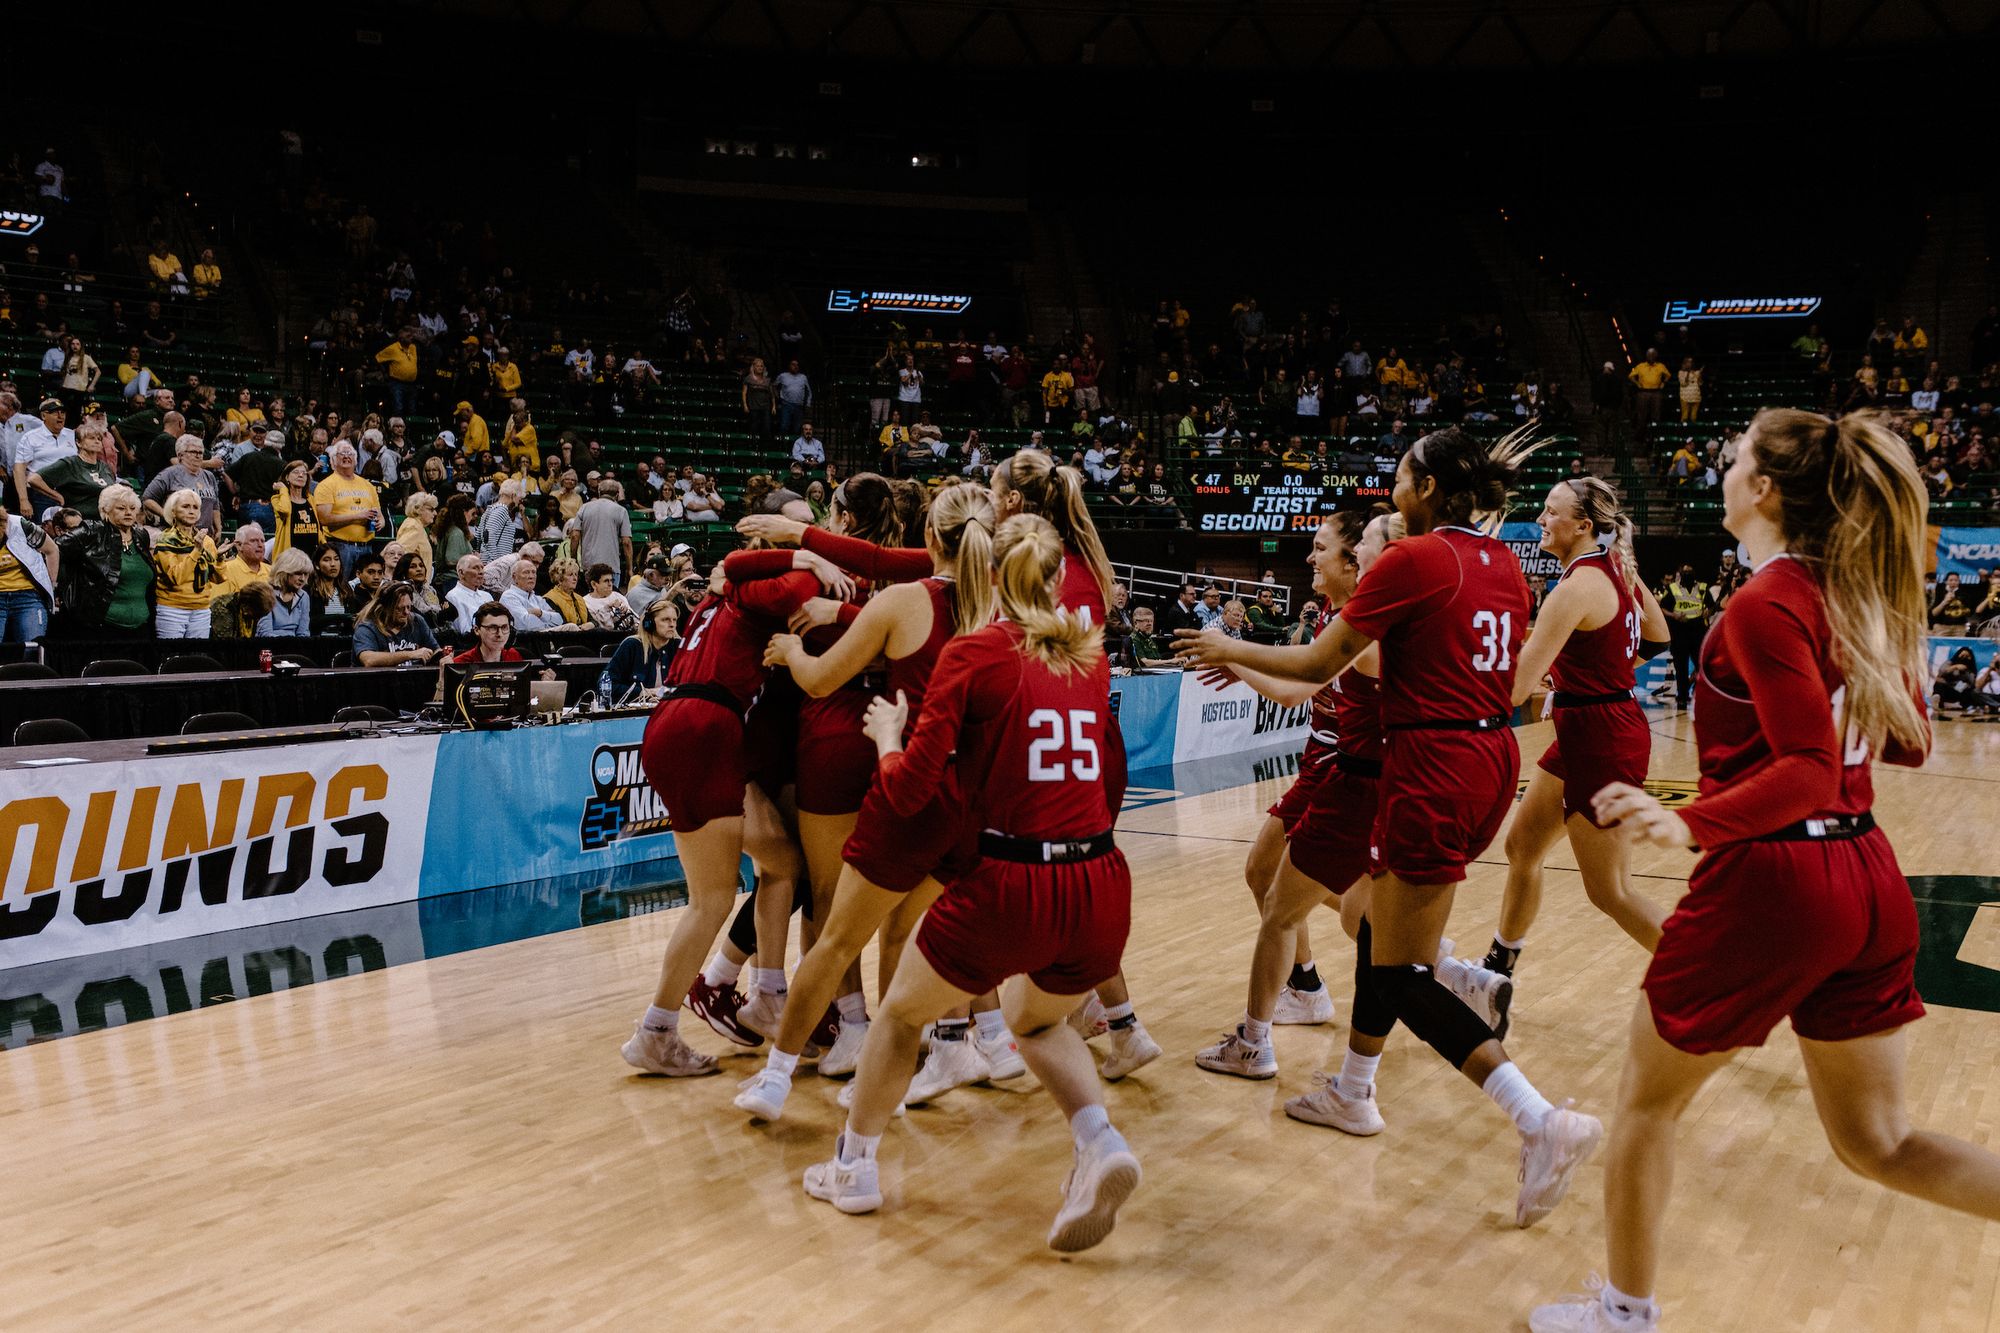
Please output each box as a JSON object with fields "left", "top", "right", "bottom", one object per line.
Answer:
{"left": 1269, "top": 735, "right": 1338, "bottom": 827}
{"left": 916, "top": 850, "right": 1132, "bottom": 997}
{"left": 1538, "top": 699, "right": 1651, "bottom": 827}
{"left": 841, "top": 773, "right": 976, "bottom": 893}
{"left": 1374, "top": 728, "right": 1519, "bottom": 885}
{"left": 641, "top": 697, "right": 746, "bottom": 833}
{"left": 1644, "top": 828, "right": 1924, "bottom": 1054}
{"left": 1285, "top": 765, "right": 1378, "bottom": 892}
{"left": 795, "top": 687, "right": 878, "bottom": 815}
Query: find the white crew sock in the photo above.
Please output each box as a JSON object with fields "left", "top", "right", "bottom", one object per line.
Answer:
{"left": 765, "top": 1048, "right": 800, "bottom": 1078}
{"left": 972, "top": 1008, "right": 1008, "bottom": 1042}
{"left": 1495, "top": 933, "right": 1526, "bottom": 951}
{"left": 1103, "top": 1001, "right": 1135, "bottom": 1027}
{"left": 642, "top": 1005, "right": 677, "bottom": 1033}
{"left": 1600, "top": 1282, "right": 1659, "bottom": 1328}
{"left": 836, "top": 992, "right": 869, "bottom": 1025}
{"left": 1069, "top": 1103, "right": 1111, "bottom": 1147}
{"left": 838, "top": 1124, "right": 882, "bottom": 1164}
{"left": 701, "top": 952, "right": 744, "bottom": 988}
{"left": 1242, "top": 1016, "right": 1272, "bottom": 1045}
{"left": 751, "top": 967, "right": 787, "bottom": 996}
{"left": 1339, "top": 1048, "right": 1381, "bottom": 1096}
{"left": 1482, "top": 1061, "right": 1554, "bottom": 1134}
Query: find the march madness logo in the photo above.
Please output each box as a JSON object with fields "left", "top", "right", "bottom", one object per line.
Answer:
{"left": 578, "top": 743, "right": 675, "bottom": 852}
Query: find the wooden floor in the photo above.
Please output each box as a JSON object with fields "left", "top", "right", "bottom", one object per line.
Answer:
{"left": 6, "top": 714, "right": 2000, "bottom": 1331}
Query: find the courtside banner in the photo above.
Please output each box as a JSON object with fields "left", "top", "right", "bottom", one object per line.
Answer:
{"left": 0, "top": 736, "right": 439, "bottom": 970}
{"left": 1172, "top": 673, "right": 1310, "bottom": 764}
{"left": 1498, "top": 522, "right": 1562, "bottom": 581}
{"left": 1108, "top": 673, "right": 1179, "bottom": 770}
{"left": 419, "top": 719, "right": 683, "bottom": 890}
{"left": 1935, "top": 528, "right": 2000, "bottom": 579}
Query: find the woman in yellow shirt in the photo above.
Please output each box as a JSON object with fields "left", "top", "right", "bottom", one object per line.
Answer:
{"left": 272, "top": 459, "right": 322, "bottom": 557}
{"left": 153, "top": 488, "right": 223, "bottom": 638}
{"left": 397, "top": 492, "right": 438, "bottom": 572}
{"left": 226, "top": 387, "right": 266, "bottom": 430}
{"left": 502, "top": 404, "right": 540, "bottom": 471}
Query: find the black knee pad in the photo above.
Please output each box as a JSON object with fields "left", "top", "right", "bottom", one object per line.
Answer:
{"left": 725, "top": 884, "right": 759, "bottom": 955}
{"left": 1371, "top": 962, "right": 1492, "bottom": 1069}
{"left": 1349, "top": 919, "right": 1398, "bottom": 1040}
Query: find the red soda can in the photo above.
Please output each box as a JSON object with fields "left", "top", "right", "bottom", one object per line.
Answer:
{"left": 260, "top": 650, "right": 273, "bottom": 673}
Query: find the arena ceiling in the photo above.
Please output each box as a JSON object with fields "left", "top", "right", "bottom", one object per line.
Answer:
{"left": 388, "top": 0, "right": 1989, "bottom": 68}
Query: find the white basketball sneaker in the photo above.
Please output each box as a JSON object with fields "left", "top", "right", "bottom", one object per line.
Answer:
{"left": 1047, "top": 1125, "right": 1141, "bottom": 1252}
{"left": 736, "top": 989, "right": 786, "bottom": 1040}
{"left": 1517, "top": 1102, "right": 1605, "bottom": 1227}
{"left": 1067, "top": 992, "right": 1109, "bottom": 1040}
{"left": 1438, "top": 956, "right": 1513, "bottom": 1034}
{"left": 620, "top": 1024, "right": 719, "bottom": 1077}
{"left": 974, "top": 1027, "right": 1028, "bottom": 1080}
{"left": 907, "top": 1036, "right": 992, "bottom": 1104}
{"left": 733, "top": 1067, "right": 792, "bottom": 1121}
{"left": 1283, "top": 1071, "right": 1385, "bottom": 1136}
{"left": 818, "top": 1020, "right": 869, "bottom": 1077}
{"left": 1195, "top": 1026, "right": 1278, "bottom": 1079}
{"left": 802, "top": 1136, "right": 883, "bottom": 1215}
{"left": 1530, "top": 1276, "right": 1660, "bottom": 1331}
{"left": 1098, "top": 1020, "right": 1162, "bottom": 1081}
{"left": 1271, "top": 984, "right": 1336, "bottom": 1025}
{"left": 835, "top": 1078, "right": 904, "bottom": 1116}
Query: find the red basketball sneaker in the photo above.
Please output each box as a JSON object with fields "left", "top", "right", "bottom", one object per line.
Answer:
{"left": 688, "top": 977, "right": 763, "bottom": 1047}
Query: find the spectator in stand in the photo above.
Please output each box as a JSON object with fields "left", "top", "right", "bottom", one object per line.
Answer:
{"left": 477, "top": 480, "right": 524, "bottom": 561}
{"left": 501, "top": 401, "right": 539, "bottom": 472}
{"left": 583, "top": 562, "right": 637, "bottom": 631}
{"left": 26, "top": 419, "right": 115, "bottom": 519}
{"left": 1931, "top": 572, "right": 1975, "bottom": 630}
{"left": 398, "top": 492, "right": 438, "bottom": 574}
{"left": 192, "top": 249, "right": 222, "bottom": 299}
{"left": 1194, "top": 586, "right": 1225, "bottom": 629}
{"left": 1123, "top": 605, "right": 1171, "bottom": 667}
{"left": 214, "top": 522, "right": 272, "bottom": 599}
{"left": 455, "top": 401, "right": 490, "bottom": 458}
{"left": 805, "top": 479, "right": 831, "bottom": 522}
{"left": 775, "top": 359, "right": 812, "bottom": 439}
{"left": 152, "top": 489, "right": 223, "bottom": 638}
{"left": 225, "top": 389, "right": 266, "bottom": 431}
{"left": 257, "top": 549, "right": 314, "bottom": 636}
{"left": 792, "top": 421, "right": 824, "bottom": 465}
{"left": 484, "top": 542, "right": 544, "bottom": 596}
{"left": 1041, "top": 354, "right": 1075, "bottom": 427}
{"left": 355, "top": 581, "right": 441, "bottom": 667}
{"left": 501, "top": 556, "right": 569, "bottom": 632}
{"left": 143, "top": 435, "right": 222, "bottom": 537}
{"left": 228, "top": 424, "right": 286, "bottom": 528}
{"left": 575, "top": 479, "right": 634, "bottom": 581}
{"left": 1627, "top": 349, "right": 1672, "bottom": 431}
{"left": 1073, "top": 345, "right": 1104, "bottom": 415}
{"left": 741, "top": 357, "right": 776, "bottom": 441}
{"left": 1677, "top": 356, "right": 1703, "bottom": 422}
{"left": 487, "top": 347, "right": 523, "bottom": 418}
{"left": 147, "top": 239, "right": 186, "bottom": 294}
{"left": 896, "top": 354, "right": 924, "bottom": 414}
{"left": 0, "top": 493, "right": 57, "bottom": 644}
{"left": 1894, "top": 317, "right": 1928, "bottom": 360}
{"left": 1162, "top": 581, "right": 1203, "bottom": 636}
{"left": 1246, "top": 587, "right": 1286, "bottom": 641}
{"left": 375, "top": 328, "right": 421, "bottom": 417}
{"left": 1104, "top": 581, "right": 1133, "bottom": 644}
{"left": 57, "top": 336, "right": 100, "bottom": 417}
{"left": 314, "top": 441, "right": 382, "bottom": 576}
{"left": 602, "top": 596, "right": 678, "bottom": 704}
{"left": 12, "top": 398, "right": 75, "bottom": 516}
{"left": 1219, "top": 599, "right": 1249, "bottom": 639}
{"left": 305, "top": 547, "right": 346, "bottom": 626}
{"left": 543, "top": 557, "right": 589, "bottom": 626}
{"left": 627, "top": 556, "right": 673, "bottom": 618}
{"left": 683, "top": 473, "right": 724, "bottom": 522}
{"left": 445, "top": 554, "right": 491, "bottom": 635}
{"left": 396, "top": 553, "right": 442, "bottom": 619}
{"left": 50, "top": 484, "right": 153, "bottom": 638}
{"left": 1143, "top": 463, "right": 1183, "bottom": 526}
{"left": 343, "top": 552, "right": 388, "bottom": 615}
{"left": 448, "top": 600, "right": 537, "bottom": 667}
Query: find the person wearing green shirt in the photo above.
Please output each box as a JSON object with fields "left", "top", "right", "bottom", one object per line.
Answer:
{"left": 1124, "top": 605, "right": 1172, "bottom": 667}
{"left": 29, "top": 426, "right": 119, "bottom": 519}
{"left": 1245, "top": 586, "right": 1288, "bottom": 643}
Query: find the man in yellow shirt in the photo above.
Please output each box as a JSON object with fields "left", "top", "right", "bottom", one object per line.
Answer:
{"left": 1041, "top": 354, "right": 1075, "bottom": 427}
{"left": 211, "top": 522, "right": 273, "bottom": 599}
{"left": 1627, "top": 348, "right": 1672, "bottom": 431}
{"left": 375, "top": 328, "right": 420, "bottom": 416}
{"left": 489, "top": 347, "right": 523, "bottom": 415}
{"left": 455, "top": 401, "right": 490, "bottom": 459}
{"left": 147, "top": 239, "right": 184, "bottom": 292}
{"left": 312, "top": 441, "right": 383, "bottom": 576}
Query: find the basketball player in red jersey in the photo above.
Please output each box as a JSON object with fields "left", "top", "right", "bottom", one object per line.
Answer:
{"left": 803, "top": 515, "right": 1142, "bottom": 1253}
{"left": 621, "top": 552, "right": 847, "bottom": 1077}
{"left": 733, "top": 484, "right": 1017, "bottom": 1122}
{"left": 1178, "top": 427, "right": 1602, "bottom": 1227}
{"left": 1479, "top": 477, "right": 1672, "bottom": 1024}
{"left": 1534, "top": 410, "right": 2000, "bottom": 1333}
{"left": 990, "top": 450, "right": 1162, "bottom": 1081}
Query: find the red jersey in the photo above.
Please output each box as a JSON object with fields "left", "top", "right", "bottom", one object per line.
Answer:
{"left": 1338, "top": 527, "right": 1530, "bottom": 726}
{"left": 1549, "top": 549, "right": 1640, "bottom": 697}
{"left": 885, "top": 576, "right": 959, "bottom": 723}
{"left": 1307, "top": 597, "right": 1339, "bottom": 742}
{"left": 876, "top": 621, "right": 1113, "bottom": 840}
{"left": 1681, "top": 555, "right": 1926, "bottom": 849}
{"left": 668, "top": 572, "right": 817, "bottom": 711}
{"left": 1330, "top": 666, "right": 1384, "bottom": 761}
{"left": 802, "top": 526, "right": 932, "bottom": 586}
{"left": 1058, "top": 544, "right": 1108, "bottom": 628}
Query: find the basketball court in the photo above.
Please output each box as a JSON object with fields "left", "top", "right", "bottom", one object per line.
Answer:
{"left": 5, "top": 709, "right": 1997, "bottom": 1331}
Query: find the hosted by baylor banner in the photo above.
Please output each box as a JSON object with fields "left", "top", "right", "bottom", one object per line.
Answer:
{"left": 1936, "top": 528, "right": 2000, "bottom": 578}
{"left": 0, "top": 736, "right": 441, "bottom": 970}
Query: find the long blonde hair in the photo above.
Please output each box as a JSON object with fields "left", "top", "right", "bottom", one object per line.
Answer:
{"left": 1560, "top": 475, "right": 1640, "bottom": 596}
{"left": 928, "top": 482, "right": 997, "bottom": 634}
{"left": 993, "top": 449, "right": 1114, "bottom": 608}
{"left": 1746, "top": 407, "right": 1928, "bottom": 752}
{"left": 994, "top": 514, "right": 1100, "bottom": 677}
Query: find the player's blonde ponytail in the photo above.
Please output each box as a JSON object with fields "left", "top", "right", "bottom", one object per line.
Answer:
{"left": 994, "top": 448, "right": 1115, "bottom": 608}
{"left": 994, "top": 514, "right": 1101, "bottom": 677}
{"left": 1565, "top": 475, "right": 1641, "bottom": 596}
{"left": 1746, "top": 408, "right": 1928, "bottom": 753}
{"left": 928, "top": 481, "right": 997, "bottom": 634}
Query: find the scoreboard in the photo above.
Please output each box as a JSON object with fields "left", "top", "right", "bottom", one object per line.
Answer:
{"left": 1190, "top": 455, "right": 1396, "bottom": 533}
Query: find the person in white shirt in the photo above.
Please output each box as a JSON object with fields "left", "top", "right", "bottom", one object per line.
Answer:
{"left": 484, "top": 542, "right": 545, "bottom": 595}
{"left": 0, "top": 393, "right": 34, "bottom": 477}
{"left": 791, "top": 422, "right": 824, "bottom": 464}
{"left": 445, "top": 554, "right": 492, "bottom": 634}
{"left": 501, "top": 557, "right": 568, "bottom": 631}
{"left": 36, "top": 151, "right": 65, "bottom": 202}
{"left": 13, "top": 399, "right": 76, "bottom": 516}
{"left": 1082, "top": 444, "right": 1119, "bottom": 488}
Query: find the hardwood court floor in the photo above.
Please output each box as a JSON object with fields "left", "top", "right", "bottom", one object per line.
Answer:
{"left": 5, "top": 715, "right": 2000, "bottom": 1331}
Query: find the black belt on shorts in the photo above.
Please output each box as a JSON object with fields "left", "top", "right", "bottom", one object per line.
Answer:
{"left": 661, "top": 682, "right": 747, "bottom": 717}
{"left": 1551, "top": 690, "right": 1633, "bottom": 709}
{"left": 1755, "top": 812, "right": 1876, "bottom": 843}
{"left": 1386, "top": 714, "right": 1511, "bottom": 733}
{"left": 1334, "top": 750, "right": 1382, "bottom": 779}
{"left": 979, "top": 828, "right": 1116, "bottom": 864}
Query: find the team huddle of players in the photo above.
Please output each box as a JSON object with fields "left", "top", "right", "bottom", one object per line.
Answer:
{"left": 619, "top": 415, "right": 2000, "bottom": 1332}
